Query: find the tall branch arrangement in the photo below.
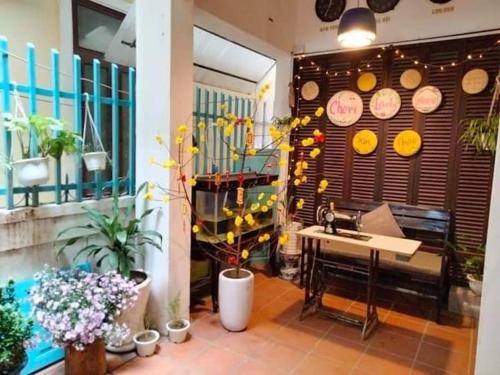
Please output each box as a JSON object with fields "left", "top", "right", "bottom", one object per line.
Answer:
{"left": 144, "top": 85, "right": 327, "bottom": 275}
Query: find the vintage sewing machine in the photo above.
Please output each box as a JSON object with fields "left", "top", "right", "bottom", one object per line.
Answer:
{"left": 316, "top": 200, "right": 371, "bottom": 241}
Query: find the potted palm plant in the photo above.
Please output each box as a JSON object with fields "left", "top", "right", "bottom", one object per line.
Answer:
{"left": 466, "top": 246, "right": 485, "bottom": 296}
{"left": 56, "top": 182, "right": 162, "bottom": 352}
{"left": 3, "top": 114, "right": 80, "bottom": 186}
{"left": 165, "top": 293, "right": 190, "bottom": 343}
{"left": 0, "top": 280, "right": 33, "bottom": 375}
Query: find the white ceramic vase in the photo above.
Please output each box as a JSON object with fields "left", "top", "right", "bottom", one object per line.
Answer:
{"left": 83, "top": 151, "right": 107, "bottom": 171}
{"left": 218, "top": 268, "right": 254, "bottom": 332}
{"left": 166, "top": 319, "right": 191, "bottom": 343}
{"left": 107, "top": 271, "right": 152, "bottom": 353}
{"left": 467, "top": 274, "right": 483, "bottom": 296}
{"left": 133, "top": 330, "right": 159, "bottom": 357}
{"left": 282, "top": 221, "right": 302, "bottom": 255}
{"left": 13, "top": 157, "right": 49, "bottom": 187}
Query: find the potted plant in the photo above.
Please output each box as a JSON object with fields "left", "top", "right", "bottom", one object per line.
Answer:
{"left": 466, "top": 246, "right": 485, "bottom": 296}
{"left": 166, "top": 293, "right": 190, "bottom": 343}
{"left": 82, "top": 96, "right": 108, "bottom": 172}
{"left": 29, "top": 267, "right": 137, "bottom": 375}
{"left": 132, "top": 330, "right": 160, "bottom": 357}
{"left": 56, "top": 183, "right": 162, "bottom": 352}
{"left": 3, "top": 114, "right": 80, "bottom": 186}
{"left": 0, "top": 280, "right": 34, "bottom": 375}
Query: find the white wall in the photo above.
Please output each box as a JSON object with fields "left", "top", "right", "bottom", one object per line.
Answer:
{"left": 294, "top": 0, "right": 500, "bottom": 54}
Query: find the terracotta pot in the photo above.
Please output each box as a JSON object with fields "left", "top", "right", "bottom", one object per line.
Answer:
{"left": 13, "top": 157, "right": 49, "bottom": 187}
{"left": 64, "top": 339, "right": 106, "bottom": 375}
{"left": 219, "top": 268, "right": 254, "bottom": 331}
{"left": 106, "top": 270, "right": 151, "bottom": 353}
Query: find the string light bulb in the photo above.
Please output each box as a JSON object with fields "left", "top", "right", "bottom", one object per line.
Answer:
{"left": 414, "top": 60, "right": 419, "bottom": 65}
{"left": 451, "top": 62, "right": 456, "bottom": 66}
{"left": 467, "top": 54, "right": 473, "bottom": 60}
{"left": 440, "top": 66, "right": 444, "bottom": 71}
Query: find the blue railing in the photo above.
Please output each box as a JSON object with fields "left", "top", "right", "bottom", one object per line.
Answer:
{"left": 0, "top": 37, "right": 136, "bottom": 209}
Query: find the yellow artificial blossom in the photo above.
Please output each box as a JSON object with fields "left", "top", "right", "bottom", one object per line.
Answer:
{"left": 258, "top": 233, "right": 271, "bottom": 243}
{"left": 244, "top": 213, "right": 255, "bottom": 226}
{"left": 251, "top": 203, "right": 260, "bottom": 212}
{"left": 155, "top": 134, "right": 164, "bottom": 144}
{"left": 301, "top": 175, "right": 307, "bottom": 183}
{"left": 192, "top": 225, "right": 200, "bottom": 234}
{"left": 175, "top": 136, "right": 183, "bottom": 145}
{"left": 301, "top": 137, "right": 314, "bottom": 147}
{"left": 310, "top": 147, "right": 321, "bottom": 159}
{"left": 301, "top": 115, "right": 311, "bottom": 126}
{"left": 234, "top": 215, "right": 243, "bottom": 227}
{"left": 258, "top": 192, "right": 265, "bottom": 201}
{"left": 269, "top": 126, "right": 282, "bottom": 140}
{"left": 291, "top": 117, "right": 300, "bottom": 128}
{"left": 148, "top": 156, "right": 157, "bottom": 165}
{"left": 245, "top": 117, "right": 253, "bottom": 129}
{"left": 216, "top": 117, "right": 225, "bottom": 128}
{"left": 199, "top": 134, "right": 206, "bottom": 144}
{"left": 162, "top": 160, "right": 177, "bottom": 169}
{"left": 144, "top": 192, "right": 153, "bottom": 201}
{"left": 270, "top": 194, "right": 277, "bottom": 201}
{"left": 279, "top": 159, "right": 287, "bottom": 167}
{"left": 247, "top": 148, "right": 257, "bottom": 156}
{"left": 189, "top": 176, "right": 197, "bottom": 186}
{"left": 231, "top": 152, "right": 239, "bottom": 161}
{"left": 271, "top": 180, "right": 282, "bottom": 187}
{"left": 223, "top": 207, "right": 233, "bottom": 217}
{"left": 188, "top": 146, "right": 200, "bottom": 155}
{"left": 278, "top": 143, "right": 295, "bottom": 152}
{"left": 313, "top": 129, "right": 321, "bottom": 137}
{"left": 279, "top": 233, "right": 289, "bottom": 246}
{"left": 318, "top": 178, "right": 329, "bottom": 193}
{"left": 241, "top": 249, "right": 249, "bottom": 259}
{"left": 294, "top": 178, "right": 301, "bottom": 186}
{"left": 197, "top": 120, "right": 206, "bottom": 130}
{"left": 161, "top": 195, "right": 170, "bottom": 203}
{"left": 266, "top": 200, "right": 274, "bottom": 207}
{"left": 261, "top": 205, "right": 269, "bottom": 213}
{"left": 315, "top": 106, "right": 325, "bottom": 117}
{"left": 148, "top": 181, "right": 156, "bottom": 189}
{"left": 224, "top": 124, "right": 234, "bottom": 137}
{"left": 177, "top": 124, "right": 188, "bottom": 134}
{"left": 226, "top": 231, "right": 235, "bottom": 245}
{"left": 296, "top": 198, "right": 304, "bottom": 209}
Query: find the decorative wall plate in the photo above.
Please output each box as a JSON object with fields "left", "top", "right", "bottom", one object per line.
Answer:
{"left": 462, "top": 68, "right": 489, "bottom": 95}
{"left": 369, "top": 88, "right": 401, "bottom": 119}
{"left": 315, "top": 0, "right": 346, "bottom": 22}
{"left": 367, "top": 0, "right": 400, "bottom": 13}
{"left": 400, "top": 69, "right": 422, "bottom": 90}
{"left": 394, "top": 130, "right": 422, "bottom": 157}
{"left": 301, "top": 81, "right": 320, "bottom": 101}
{"left": 353, "top": 129, "right": 378, "bottom": 155}
{"left": 327, "top": 90, "right": 363, "bottom": 127}
{"left": 412, "top": 86, "right": 442, "bottom": 114}
{"left": 357, "top": 72, "right": 377, "bottom": 92}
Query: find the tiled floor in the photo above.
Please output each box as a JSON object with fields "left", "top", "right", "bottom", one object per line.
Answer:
{"left": 111, "top": 271, "right": 477, "bottom": 375}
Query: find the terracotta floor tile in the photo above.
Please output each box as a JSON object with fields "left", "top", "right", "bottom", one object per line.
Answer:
{"left": 212, "top": 329, "right": 269, "bottom": 354}
{"left": 237, "top": 356, "right": 288, "bottom": 375}
{"left": 384, "top": 313, "right": 427, "bottom": 339}
{"left": 246, "top": 312, "right": 288, "bottom": 338}
{"left": 292, "top": 351, "right": 353, "bottom": 375}
{"left": 328, "top": 322, "right": 367, "bottom": 343}
{"left": 423, "top": 325, "right": 471, "bottom": 353}
{"left": 411, "top": 362, "right": 452, "bottom": 375}
{"left": 112, "top": 354, "right": 177, "bottom": 374}
{"left": 247, "top": 339, "right": 308, "bottom": 373}
{"left": 367, "top": 327, "right": 421, "bottom": 359}
{"left": 355, "top": 347, "right": 413, "bottom": 375}
{"left": 416, "top": 342, "right": 471, "bottom": 375}
{"left": 157, "top": 336, "right": 210, "bottom": 361}
{"left": 190, "top": 345, "right": 242, "bottom": 375}
{"left": 189, "top": 313, "right": 228, "bottom": 341}
{"left": 258, "top": 299, "right": 302, "bottom": 323}
{"left": 313, "top": 334, "right": 365, "bottom": 365}
{"left": 271, "top": 322, "right": 324, "bottom": 350}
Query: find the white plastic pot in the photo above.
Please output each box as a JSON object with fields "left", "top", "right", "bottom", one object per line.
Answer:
{"left": 166, "top": 319, "right": 191, "bottom": 344}
{"left": 219, "top": 268, "right": 254, "bottom": 332}
{"left": 83, "top": 151, "right": 107, "bottom": 171}
{"left": 467, "top": 274, "right": 483, "bottom": 296}
{"left": 13, "top": 157, "right": 49, "bottom": 187}
{"left": 107, "top": 271, "right": 151, "bottom": 353}
{"left": 133, "top": 330, "right": 159, "bottom": 357}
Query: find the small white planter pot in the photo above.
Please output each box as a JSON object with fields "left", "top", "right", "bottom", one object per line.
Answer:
{"left": 13, "top": 157, "right": 49, "bottom": 187}
{"left": 133, "top": 330, "right": 159, "bottom": 357}
{"left": 467, "top": 274, "right": 483, "bottom": 296}
{"left": 219, "top": 268, "right": 254, "bottom": 332}
{"left": 166, "top": 320, "right": 191, "bottom": 343}
{"left": 107, "top": 271, "right": 152, "bottom": 353}
{"left": 83, "top": 151, "right": 107, "bottom": 171}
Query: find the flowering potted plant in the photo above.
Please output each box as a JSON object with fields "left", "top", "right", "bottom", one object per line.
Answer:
{"left": 0, "top": 280, "right": 34, "bottom": 375}
{"left": 3, "top": 114, "right": 80, "bottom": 186}
{"left": 30, "top": 267, "right": 138, "bottom": 375}
{"left": 146, "top": 83, "right": 327, "bottom": 331}
{"left": 166, "top": 293, "right": 190, "bottom": 343}
{"left": 56, "top": 183, "right": 162, "bottom": 352}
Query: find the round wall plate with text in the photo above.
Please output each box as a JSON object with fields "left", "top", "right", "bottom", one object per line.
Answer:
{"left": 394, "top": 130, "right": 422, "bottom": 157}
{"left": 400, "top": 69, "right": 422, "bottom": 90}
{"left": 412, "top": 86, "right": 442, "bottom": 114}
{"left": 301, "top": 81, "right": 320, "bottom": 101}
{"left": 462, "top": 68, "right": 489, "bottom": 95}
{"left": 353, "top": 129, "right": 378, "bottom": 155}
{"left": 327, "top": 90, "right": 363, "bottom": 127}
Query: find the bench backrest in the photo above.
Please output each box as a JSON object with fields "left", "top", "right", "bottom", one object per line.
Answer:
{"left": 331, "top": 199, "right": 451, "bottom": 252}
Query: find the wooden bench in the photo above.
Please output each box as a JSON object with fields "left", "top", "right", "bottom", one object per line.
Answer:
{"left": 312, "top": 199, "right": 451, "bottom": 323}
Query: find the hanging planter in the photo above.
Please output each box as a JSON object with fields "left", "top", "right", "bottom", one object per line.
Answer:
{"left": 82, "top": 94, "right": 109, "bottom": 172}
{"left": 12, "top": 157, "right": 50, "bottom": 187}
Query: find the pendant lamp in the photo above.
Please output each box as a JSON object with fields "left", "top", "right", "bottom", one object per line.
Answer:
{"left": 337, "top": 7, "right": 376, "bottom": 48}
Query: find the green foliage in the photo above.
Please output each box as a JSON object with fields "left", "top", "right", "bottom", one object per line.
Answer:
{"left": 4, "top": 114, "right": 81, "bottom": 159}
{"left": 460, "top": 115, "right": 499, "bottom": 154}
{"left": 168, "top": 292, "right": 181, "bottom": 323}
{"left": 465, "top": 245, "right": 485, "bottom": 281}
{"left": 56, "top": 183, "right": 162, "bottom": 279}
{"left": 0, "top": 280, "right": 33, "bottom": 372}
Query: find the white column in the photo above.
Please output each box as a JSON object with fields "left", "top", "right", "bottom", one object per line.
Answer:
{"left": 136, "top": 0, "right": 193, "bottom": 333}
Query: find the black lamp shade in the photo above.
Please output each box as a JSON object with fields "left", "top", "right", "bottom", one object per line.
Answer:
{"left": 337, "top": 7, "right": 377, "bottom": 48}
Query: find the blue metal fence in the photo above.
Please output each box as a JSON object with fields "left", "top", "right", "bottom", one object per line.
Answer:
{"left": 0, "top": 37, "right": 136, "bottom": 209}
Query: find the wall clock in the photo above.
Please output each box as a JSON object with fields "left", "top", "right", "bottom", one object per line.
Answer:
{"left": 315, "top": 0, "right": 346, "bottom": 22}
{"left": 327, "top": 90, "right": 363, "bottom": 127}
{"left": 367, "top": 0, "right": 399, "bottom": 13}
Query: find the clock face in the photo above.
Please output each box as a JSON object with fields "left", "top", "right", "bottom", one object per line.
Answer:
{"left": 315, "top": 0, "right": 346, "bottom": 22}
{"left": 367, "top": 0, "right": 400, "bottom": 13}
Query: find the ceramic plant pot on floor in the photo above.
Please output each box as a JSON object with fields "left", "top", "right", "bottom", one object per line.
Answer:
{"left": 166, "top": 319, "right": 191, "bottom": 343}
{"left": 65, "top": 339, "right": 106, "bottom": 375}
{"left": 106, "top": 270, "right": 152, "bottom": 353}
{"left": 467, "top": 274, "right": 483, "bottom": 296}
{"left": 218, "top": 268, "right": 254, "bottom": 332}
{"left": 83, "top": 151, "right": 107, "bottom": 171}
{"left": 13, "top": 157, "right": 49, "bottom": 187}
{"left": 133, "top": 330, "right": 160, "bottom": 357}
